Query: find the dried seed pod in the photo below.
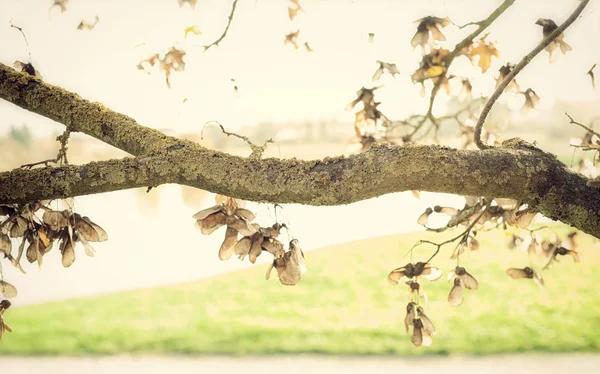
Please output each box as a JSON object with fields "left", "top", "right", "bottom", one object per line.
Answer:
{"left": 448, "top": 277, "right": 463, "bottom": 307}
{"left": 506, "top": 267, "right": 544, "bottom": 289}
{"left": 0, "top": 281, "right": 17, "bottom": 299}
{"left": 289, "top": 239, "right": 306, "bottom": 274}
{"left": 42, "top": 210, "right": 69, "bottom": 231}
{"left": 0, "top": 233, "right": 11, "bottom": 256}
{"left": 226, "top": 216, "right": 257, "bottom": 237}
{"left": 59, "top": 235, "right": 76, "bottom": 268}
{"left": 417, "top": 208, "right": 433, "bottom": 226}
{"left": 417, "top": 306, "right": 436, "bottom": 336}
{"left": 234, "top": 236, "right": 251, "bottom": 258}
{"left": 9, "top": 216, "right": 28, "bottom": 238}
{"left": 261, "top": 238, "right": 285, "bottom": 257}
{"left": 235, "top": 208, "right": 255, "bottom": 222}
{"left": 73, "top": 215, "right": 108, "bottom": 242}
{"left": 0, "top": 304, "right": 11, "bottom": 342}
{"left": 275, "top": 251, "right": 302, "bottom": 285}
{"left": 248, "top": 232, "right": 264, "bottom": 264}
{"left": 192, "top": 205, "right": 224, "bottom": 220}
{"left": 219, "top": 227, "right": 238, "bottom": 261}
{"left": 414, "top": 262, "right": 442, "bottom": 281}
{"left": 411, "top": 318, "right": 424, "bottom": 347}
{"left": 453, "top": 266, "right": 478, "bottom": 290}
{"left": 388, "top": 263, "right": 415, "bottom": 284}
{"left": 404, "top": 302, "right": 416, "bottom": 333}
{"left": 197, "top": 212, "right": 227, "bottom": 235}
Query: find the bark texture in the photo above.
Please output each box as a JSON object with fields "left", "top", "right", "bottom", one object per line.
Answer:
{"left": 1, "top": 63, "right": 599, "bottom": 237}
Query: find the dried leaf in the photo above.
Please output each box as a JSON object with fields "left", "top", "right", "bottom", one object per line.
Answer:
{"left": 77, "top": 16, "right": 99, "bottom": 31}
{"left": 467, "top": 34, "right": 500, "bottom": 73}
{"left": 536, "top": 18, "right": 571, "bottom": 63}
{"left": 284, "top": 30, "right": 300, "bottom": 49}
{"left": 184, "top": 24, "right": 202, "bottom": 38}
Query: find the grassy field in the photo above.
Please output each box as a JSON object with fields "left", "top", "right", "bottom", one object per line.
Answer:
{"left": 1, "top": 226, "right": 599, "bottom": 356}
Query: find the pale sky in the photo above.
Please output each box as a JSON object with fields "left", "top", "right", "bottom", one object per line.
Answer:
{"left": 0, "top": 0, "right": 599, "bottom": 304}
{"left": 0, "top": 0, "right": 599, "bottom": 136}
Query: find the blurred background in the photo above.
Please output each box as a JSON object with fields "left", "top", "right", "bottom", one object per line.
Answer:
{"left": 0, "top": 0, "right": 600, "bottom": 372}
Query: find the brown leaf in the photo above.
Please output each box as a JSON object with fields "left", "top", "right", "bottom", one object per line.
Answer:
{"left": 284, "top": 30, "right": 300, "bottom": 49}
{"left": 411, "top": 16, "right": 451, "bottom": 50}
{"left": 521, "top": 88, "right": 540, "bottom": 112}
{"left": 77, "top": 16, "right": 99, "bottom": 31}
{"left": 467, "top": 34, "right": 499, "bottom": 73}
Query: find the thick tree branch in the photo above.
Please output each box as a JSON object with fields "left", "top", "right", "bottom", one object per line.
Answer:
{"left": 1, "top": 63, "right": 600, "bottom": 238}
{"left": 474, "top": 0, "right": 591, "bottom": 149}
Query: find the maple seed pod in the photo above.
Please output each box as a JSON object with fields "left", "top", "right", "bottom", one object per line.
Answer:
{"left": 404, "top": 302, "right": 416, "bottom": 333}
{"left": 448, "top": 277, "right": 464, "bottom": 307}
{"left": 248, "top": 232, "right": 265, "bottom": 264}
{"left": 198, "top": 212, "right": 227, "bottom": 235}
{"left": 59, "top": 237, "right": 76, "bottom": 268}
{"left": 417, "top": 306, "right": 436, "bottom": 336}
{"left": 0, "top": 300, "right": 11, "bottom": 310}
{"left": 0, "top": 281, "right": 18, "bottom": 299}
{"left": 454, "top": 266, "right": 479, "bottom": 290}
{"left": 411, "top": 318, "right": 424, "bottom": 347}
{"left": 219, "top": 227, "right": 238, "bottom": 261}
{"left": 234, "top": 237, "right": 251, "bottom": 258}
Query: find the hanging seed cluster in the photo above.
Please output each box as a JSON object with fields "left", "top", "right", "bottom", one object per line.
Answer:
{"left": 193, "top": 195, "right": 306, "bottom": 286}
{"left": 0, "top": 199, "right": 107, "bottom": 343}
{"left": 0, "top": 200, "right": 107, "bottom": 270}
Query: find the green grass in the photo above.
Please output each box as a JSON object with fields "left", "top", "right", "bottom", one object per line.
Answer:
{"left": 1, "top": 227, "right": 599, "bottom": 355}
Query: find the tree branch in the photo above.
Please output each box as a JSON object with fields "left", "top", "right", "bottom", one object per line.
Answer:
{"left": 474, "top": 0, "right": 591, "bottom": 150}
{"left": 1, "top": 62, "right": 600, "bottom": 238}
{"left": 202, "top": 0, "right": 239, "bottom": 52}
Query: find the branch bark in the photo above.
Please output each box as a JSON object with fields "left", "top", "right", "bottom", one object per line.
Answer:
{"left": 1, "top": 64, "right": 600, "bottom": 238}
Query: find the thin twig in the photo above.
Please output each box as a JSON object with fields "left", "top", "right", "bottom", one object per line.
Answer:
{"left": 417, "top": 0, "right": 516, "bottom": 138}
{"left": 566, "top": 112, "right": 600, "bottom": 138}
{"left": 203, "top": 0, "right": 239, "bottom": 52}
{"left": 422, "top": 200, "right": 492, "bottom": 264}
{"left": 21, "top": 129, "right": 71, "bottom": 169}
{"left": 474, "top": 0, "right": 591, "bottom": 150}
{"left": 201, "top": 121, "right": 276, "bottom": 159}
{"left": 10, "top": 23, "right": 32, "bottom": 62}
